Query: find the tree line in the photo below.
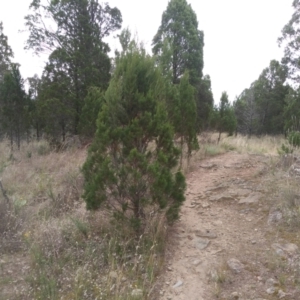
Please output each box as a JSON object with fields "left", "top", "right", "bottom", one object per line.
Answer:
{"left": 0, "top": 0, "right": 208, "bottom": 149}
{"left": 1, "top": 0, "right": 300, "bottom": 230}
{"left": 234, "top": 0, "right": 300, "bottom": 140}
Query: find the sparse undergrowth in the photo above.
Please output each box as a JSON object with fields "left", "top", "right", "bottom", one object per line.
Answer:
{"left": 0, "top": 138, "right": 167, "bottom": 300}
{"left": 1, "top": 134, "right": 300, "bottom": 299}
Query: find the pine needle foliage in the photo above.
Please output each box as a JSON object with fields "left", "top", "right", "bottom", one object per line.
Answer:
{"left": 82, "top": 46, "right": 186, "bottom": 232}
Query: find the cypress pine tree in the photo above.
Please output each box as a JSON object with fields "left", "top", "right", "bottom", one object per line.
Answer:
{"left": 82, "top": 46, "right": 186, "bottom": 232}
{"left": 217, "top": 92, "right": 237, "bottom": 143}
{"left": 173, "top": 72, "right": 199, "bottom": 167}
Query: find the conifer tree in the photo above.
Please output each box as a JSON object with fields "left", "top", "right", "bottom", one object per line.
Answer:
{"left": 152, "top": 0, "right": 204, "bottom": 86}
{"left": 82, "top": 46, "right": 186, "bottom": 232}
{"left": 25, "top": 0, "right": 122, "bottom": 134}
{"left": 0, "top": 22, "right": 13, "bottom": 82}
{"left": 173, "top": 72, "right": 199, "bottom": 167}
{"left": 0, "top": 64, "right": 28, "bottom": 149}
{"left": 216, "top": 92, "right": 237, "bottom": 142}
{"left": 79, "top": 87, "right": 104, "bottom": 138}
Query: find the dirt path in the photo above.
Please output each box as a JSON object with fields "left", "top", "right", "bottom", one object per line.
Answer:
{"left": 157, "top": 152, "right": 274, "bottom": 300}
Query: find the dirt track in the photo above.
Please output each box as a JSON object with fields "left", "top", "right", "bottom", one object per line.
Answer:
{"left": 157, "top": 152, "right": 274, "bottom": 300}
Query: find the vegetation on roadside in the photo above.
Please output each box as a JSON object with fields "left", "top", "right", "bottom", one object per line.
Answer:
{"left": 1, "top": 0, "right": 300, "bottom": 299}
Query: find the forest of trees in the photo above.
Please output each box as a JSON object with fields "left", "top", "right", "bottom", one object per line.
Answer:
{"left": 1, "top": 0, "right": 300, "bottom": 227}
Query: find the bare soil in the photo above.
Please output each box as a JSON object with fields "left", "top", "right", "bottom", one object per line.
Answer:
{"left": 156, "top": 152, "right": 300, "bottom": 300}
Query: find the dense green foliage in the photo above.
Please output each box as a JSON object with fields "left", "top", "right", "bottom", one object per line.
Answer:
{"left": 279, "top": 0, "right": 300, "bottom": 82}
{"left": 0, "top": 22, "right": 13, "bottom": 82}
{"left": 82, "top": 47, "right": 186, "bottom": 231}
{"left": 288, "top": 131, "right": 300, "bottom": 147}
{"left": 234, "top": 60, "right": 289, "bottom": 136}
{"left": 0, "top": 64, "right": 29, "bottom": 149}
{"left": 152, "top": 0, "right": 204, "bottom": 86}
{"left": 153, "top": 0, "right": 213, "bottom": 129}
{"left": 1, "top": 0, "right": 300, "bottom": 265}
{"left": 174, "top": 72, "right": 199, "bottom": 165}
{"left": 213, "top": 92, "right": 236, "bottom": 142}
{"left": 25, "top": 0, "right": 122, "bottom": 136}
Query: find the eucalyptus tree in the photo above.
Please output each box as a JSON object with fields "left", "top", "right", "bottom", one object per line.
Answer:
{"left": 254, "top": 60, "right": 289, "bottom": 134}
{"left": 278, "top": 0, "right": 300, "bottom": 82}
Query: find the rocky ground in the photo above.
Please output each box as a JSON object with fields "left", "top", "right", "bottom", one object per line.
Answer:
{"left": 156, "top": 152, "right": 300, "bottom": 300}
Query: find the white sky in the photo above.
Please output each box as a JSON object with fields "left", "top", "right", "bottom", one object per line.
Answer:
{"left": 0, "top": 0, "right": 294, "bottom": 103}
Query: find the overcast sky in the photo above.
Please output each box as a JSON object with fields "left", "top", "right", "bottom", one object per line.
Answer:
{"left": 0, "top": 0, "right": 294, "bottom": 102}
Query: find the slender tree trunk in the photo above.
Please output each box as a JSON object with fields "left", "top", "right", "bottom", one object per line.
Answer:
{"left": 62, "top": 122, "right": 66, "bottom": 142}
{"left": 10, "top": 128, "right": 13, "bottom": 152}
{"left": 218, "top": 131, "right": 221, "bottom": 144}
{"left": 17, "top": 126, "right": 20, "bottom": 150}
{"left": 133, "top": 200, "right": 142, "bottom": 236}
{"left": 180, "top": 135, "right": 184, "bottom": 169}
{"left": 36, "top": 122, "right": 40, "bottom": 141}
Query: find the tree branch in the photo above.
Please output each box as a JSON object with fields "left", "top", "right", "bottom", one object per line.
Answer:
{"left": 0, "top": 180, "right": 10, "bottom": 204}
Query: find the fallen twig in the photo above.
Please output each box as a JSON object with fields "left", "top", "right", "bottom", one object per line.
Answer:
{"left": 0, "top": 180, "right": 10, "bottom": 204}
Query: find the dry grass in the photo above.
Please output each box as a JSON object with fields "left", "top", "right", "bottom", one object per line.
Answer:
{"left": 0, "top": 138, "right": 167, "bottom": 300}
{"left": 1, "top": 133, "right": 300, "bottom": 299}
{"left": 221, "top": 134, "right": 288, "bottom": 156}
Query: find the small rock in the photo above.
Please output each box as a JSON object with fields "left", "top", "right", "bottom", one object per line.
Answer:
{"left": 195, "top": 238, "right": 210, "bottom": 250}
{"left": 282, "top": 243, "right": 298, "bottom": 256}
{"left": 199, "top": 163, "right": 217, "bottom": 169}
{"left": 194, "top": 229, "right": 217, "bottom": 239}
{"left": 172, "top": 280, "right": 183, "bottom": 288}
{"left": 289, "top": 158, "right": 300, "bottom": 177}
{"left": 131, "top": 289, "right": 143, "bottom": 297}
{"left": 227, "top": 258, "right": 244, "bottom": 273}
{"left": 191, "top": 259, "right": 202, "bottom": 266}
{"left": 272, "top": 243, "right": 299, "bottom": 257}
{"left": 278, "top": 289, "right": 287, "bottom": 299}
{"left": 230, "top": 291, "right": 239, "bottom": 299}
{"left": 265, "top": 278, "right": 278, "bottom": 288}
{"left": 239, "top": 192, "right": 262, "bottom": 204}
{"left": 210, "top": 194, "right": 235, "bottom": 202}
{"left": 266, "top": 287, "right": 275, "bottom": 295}
{"left": 268, "top": 210, "right": 283, "bottom": 224}
{"left": 251, "top": 240, "right": 257, "bottom": 244}
{"left": 201, "top": 202, "right": 210, "bottom": 208}
{"left": 159, "top": 290, "right": 164, "bottom": 296}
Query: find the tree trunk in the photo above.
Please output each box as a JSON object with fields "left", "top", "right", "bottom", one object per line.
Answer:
{"left": 218, "top": 131, "right": 221, "bottom": 144}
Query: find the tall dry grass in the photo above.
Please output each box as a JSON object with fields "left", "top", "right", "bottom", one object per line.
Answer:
{"left": 0, "top": 139, "right": 167, "bottom": 300}
{"left": 221, "top": 134, "right": 287, "bottom": 156}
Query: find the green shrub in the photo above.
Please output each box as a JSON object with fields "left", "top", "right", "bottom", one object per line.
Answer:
{"left": 288, "top": 131, "right": 300, "bottom": 147}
